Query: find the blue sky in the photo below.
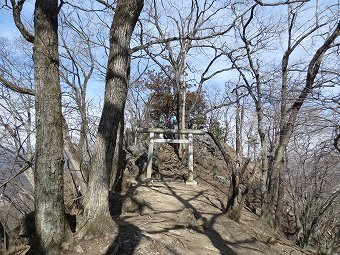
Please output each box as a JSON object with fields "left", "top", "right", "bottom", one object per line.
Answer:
{"left": 0, "top": 7, "right": 20, "bottom": 38}
{"left": 0, "top": 0, "right": 338, "bottom": 148}
{"left": 1, "top": 0, "right": 339, "bottom": 104}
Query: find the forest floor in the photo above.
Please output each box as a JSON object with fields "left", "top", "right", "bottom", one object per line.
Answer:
{"left": 54, "top": 179, "right": 308, "bottom": 255}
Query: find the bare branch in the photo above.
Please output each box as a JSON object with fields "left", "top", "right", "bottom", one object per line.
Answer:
{"left": 131, "top": 23, "right": 236, "bottom": 53}
{"left": 0, "top": 163, "right": 32, "bottom": 189}
{"left": 189, "top": 100, "right": 239, "bottom": 123}
{"left": 206, "top": 131, "right": 233, "bottom": 168}
{"left": 10, "top": 0, "right": 34, "bottom": 43}
{"left": 1, "top": 0, "right": 11, "bottom": 9}
{"left": 289, "top": 21, "right": 340, "bottom": 119}
{"left": 188, "top": 51, "right": 235, "bottom": 115}
{"left": 254, "top": 0, "right": 310, "bottom": 7}
{"left": 95, "top": 0, "right": 116, "bottom": 10}
{"left": 0, "top": 74, "right": 35, "bottom": 96}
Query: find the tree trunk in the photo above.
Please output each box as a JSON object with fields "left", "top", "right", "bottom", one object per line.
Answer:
{"left": 257, "top": 94, "right": 270, "bottom": 224}
{"left": 226, "top": 89, "right": 245, "bottom": 222}
{"left": 274, "top": 158, "right": 285, "bottom": 229}
{"left": 78, "top": 85, "right": 91, "bottom": 164}
{"left": 110, "top": 114, "right": 126, "bottom": 192}
{"left": 206, "top": 131, "right": 252, "bottom": 222}
{"left": 80, "top": 0, "right": 144, "bottom": 237}
{"left": 235, "top": 88, "right": 244, "bottom": 163}
{"left": 24, "top": 104, "right": 35, "bottom": 188}
{"left": 33, "top": 1, "right": 64, "bottom": 254}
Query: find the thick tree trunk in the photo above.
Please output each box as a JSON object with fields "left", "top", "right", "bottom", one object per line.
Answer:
{"left": 33, "top": 1, "right": 64, "bottom": 254}
{"left": 80, "top": 0, "right": 144, "bottom": 237}
{"left": 263, "top": 144, "right": 286, "bottom": 226}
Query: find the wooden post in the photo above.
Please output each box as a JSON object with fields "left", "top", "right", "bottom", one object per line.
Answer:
{"left": 146, "top": 132, "right": 154, "bottom": 179}
{"left": 186, "top": 133, "right": 197, "bottom": 185}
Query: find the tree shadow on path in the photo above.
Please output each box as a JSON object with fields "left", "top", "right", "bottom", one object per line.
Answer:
{"left": 105, "top": 182, "right": 146, "bottom": 255}
{"left": 105, "top": 219, "right": 142, "bottom": 255}
{"left": 105, "top": 180, "right": 260, "bottom": 255}
{"left": 162, "top": 181, "right": 239, "bottom": 255}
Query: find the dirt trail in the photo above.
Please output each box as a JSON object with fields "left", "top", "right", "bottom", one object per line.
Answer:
{"left": 61, "top": 179, "right": 306, "bottom": 255}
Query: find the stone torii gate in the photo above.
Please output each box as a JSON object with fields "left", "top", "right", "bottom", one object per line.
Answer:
{"left": 136, "top": 128, "right": 205, "bottom": 185}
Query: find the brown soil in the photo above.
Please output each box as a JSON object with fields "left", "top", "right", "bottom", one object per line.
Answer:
{"left": 58, "top": 179, "right": 307, "bottom": 255}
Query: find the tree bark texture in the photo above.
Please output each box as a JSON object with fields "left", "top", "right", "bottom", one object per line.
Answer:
{"left": 81, "top": 0, "right": 144, "bottom": 236}
{"left": 33, "top": 1, "right": 64, "bottom": 254}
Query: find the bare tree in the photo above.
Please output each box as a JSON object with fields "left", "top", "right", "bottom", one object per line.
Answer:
{"left": 0, "top": 37, "right": 35, "bottom": 187}
{"left": 137, "top": 0, "right": 238, "bottom": 129}
{"left": 58, "top": 7, "right": 100, "bottom": 192}
{"left": 226, "top": 1, "right": 339, "bottom": 227}
{"left": 286, "top": 127, "right": 339, "bottom": 252}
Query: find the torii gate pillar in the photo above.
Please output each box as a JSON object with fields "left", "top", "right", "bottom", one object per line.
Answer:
{"left": 186, "top": 133, "right": 196, "bottom": 185}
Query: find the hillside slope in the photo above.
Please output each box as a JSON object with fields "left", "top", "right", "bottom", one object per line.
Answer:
{"left": 60, "top": 179, "right": 306, "bottom": 255}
